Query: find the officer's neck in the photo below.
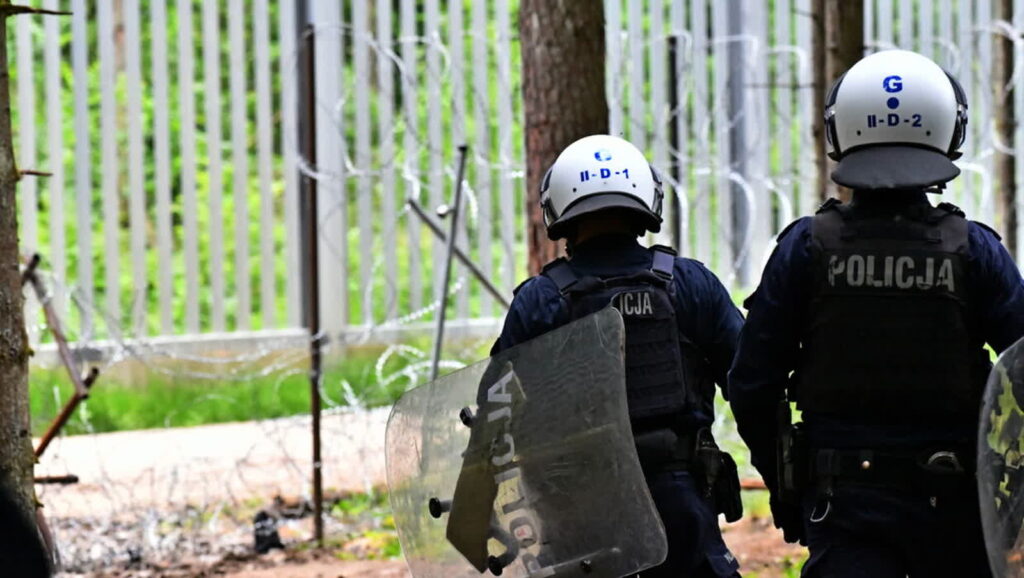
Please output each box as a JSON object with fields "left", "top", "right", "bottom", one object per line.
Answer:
{"left": 849, "top": 188, "right": 930, "bottom": 208}
{"left": 571, "top": 216, "right": 640, "bottom": 246}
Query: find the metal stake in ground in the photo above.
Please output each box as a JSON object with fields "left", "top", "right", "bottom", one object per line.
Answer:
{"left": 299, "top": 21, "right": 325, "bottom": 546}
{"left": 430, "top": 145, "right": 470, "bottom": 382}
{"left": 406, "top": 197, "right": 510, "bottom": 310}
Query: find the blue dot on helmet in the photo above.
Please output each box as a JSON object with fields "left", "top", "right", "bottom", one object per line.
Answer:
{"left": 887, "top": 97, "right": 900, "bottom": 110}
{"left": 594, "top": 149, "right": 612, "bottom": 161}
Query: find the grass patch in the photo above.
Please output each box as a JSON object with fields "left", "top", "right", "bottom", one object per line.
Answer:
{"left": 28, "top": 339, "right": 491, "bottom": 436}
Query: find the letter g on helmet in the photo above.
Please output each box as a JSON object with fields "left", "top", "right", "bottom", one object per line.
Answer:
{"left": 824, "top": 49, "right": 968, "bottom": 191}
{"left": 539, "top": 135, "right": 664, "bottom": 241}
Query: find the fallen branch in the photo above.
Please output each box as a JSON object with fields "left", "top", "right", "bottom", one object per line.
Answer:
{"left": 19, "top": 169, "right": 52, "bottom": 178}
{"left": 0, "top": 5, "right": 70, "bottom": 17}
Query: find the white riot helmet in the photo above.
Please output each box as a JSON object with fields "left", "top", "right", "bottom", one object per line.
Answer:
{"left": 825, "top": 49, "right": 968, "bottom": 190}
{"left": 540, "top": 135, "right": 663, "bottom": 240}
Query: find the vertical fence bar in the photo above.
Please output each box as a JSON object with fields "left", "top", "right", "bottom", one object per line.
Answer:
{"left": 920, "top": 0, "right": 935, "bottom": 59}
{"left": 43, "top": 0, "right": 65, "bottom": 314}
{"left": 712, "top": 0, "right": 734, "bottom": 279}
{"left": 229, "top": 0, "right": 252, "bottom": 330}
{"left": 98, "top": 0, "right": 120, "bottom": 327}
{"left": 471, "top": 0, "right": 493, "bottom": 317}
{"left": 353, "top": 0, "right": 373, "bottom": 325}
{"left": 280, "top": 1, "right": 301, "bottom": 328}
{"left": 376, "top": 0, "right": 398, "bottom": 321}
{"left": 649, "top": 0, "right": 670, "bottom": 246}
{"left": 776, "top": 0, "right": 794, "bottom": 225}
{"left": 692, "top": 0, "right": 711, "bottom": 264}
{"left": 125, "top": 0, "right": 147, "bottom": 335}
{"left": 606, "top": 0, "right": 623, "bottom": 135}
{"left": 938, "top": 0, "right": 953, "bottom": 68}
{"left": 16, "top": 4, "right": 36, "bottom": 258}
{"left": 628, "top": 0, "right": 646, "bottom": 146}
{"left": 425, "top": 0, "right": 444, "bottom": 304}
{"left": 865, "top": 0, "right": 875, "bottom": 50}
{"left": 203, "top": 0, "right": 226, "bottom": 331}
{"left": 899, "top": 0, "right": 913, "bottom": 48}
{"left": 796, "top": 0, "right": 816, "bottom": 216}
{"left": 745, "top": 0, "right": 771, "bottom": 283}
{"left": 449, "top": 0, "right": 469, "bottom": 320}
{"left": 669, "top": 0, "right": 688, "bottom": 254}
{"left": 313, "top": 0, "right": 347, "bottom": 332}
{"left": 878, "top": 0, "right": 894, "bottom": 47}
{"left": 255, "top": 0, "right": 276, "bottom": 329}
{"left": 71, "top": 0, "right": 93, "bottom": 333}
{"left": 400, "top": 0, "right": 422, "bottom": 312}
{"left": 497, "top": 0, "right": 516, "bottom": 291}
{"left": 954, "top": 0, "right": 975, "bottom": 212}
{"left": 152, "top": 0, "right": 173, "bottom": 333}
{"left": 178, "top": 0, "right": 200, "bottom": 333}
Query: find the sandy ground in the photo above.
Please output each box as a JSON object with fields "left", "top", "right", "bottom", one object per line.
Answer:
{"left": 37, "top": 408, "right": 390, "bottom": 519}
{"left": 38, "top": 410, "right": 805, "bottom": 577}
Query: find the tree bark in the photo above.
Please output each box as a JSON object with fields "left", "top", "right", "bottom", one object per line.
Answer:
{"left": 520, "top": 0, "right": 608, "bottom": 275}
{"left": 0, "top": 0, "right": 38, "bottom": 551}
{"left": 994, "top": 0, "right": 1017, "bottom": 257}
{"left": 814, "top": 0, "right": 864, "bottom": 202}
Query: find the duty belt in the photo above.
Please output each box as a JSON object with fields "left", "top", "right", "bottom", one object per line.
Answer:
{"left": 812, "top": 447, "right": 972, "bottom": 495}
{"left": 633, "top": 428, "right": 695, "bottom": 472}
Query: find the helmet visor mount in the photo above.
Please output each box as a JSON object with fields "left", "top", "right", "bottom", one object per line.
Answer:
{"left": 545, "top": 192, "right": 662, "bottom": 241}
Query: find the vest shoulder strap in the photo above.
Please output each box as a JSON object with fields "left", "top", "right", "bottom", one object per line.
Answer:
{"left": 936, "top": 201, "right": 966, "bottom": 218}
{"left": 816, "top": 197, "right": 844, "bottom": 215}
{"left": 541, "top": 258, "right": 579, "bottom": 295}
{"left": 650, "top": 245, "right": 676, "bottom": 282}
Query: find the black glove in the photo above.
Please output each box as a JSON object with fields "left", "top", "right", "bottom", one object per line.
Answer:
{"left": 770, "top": 496, "right": 806, "bottom": 545}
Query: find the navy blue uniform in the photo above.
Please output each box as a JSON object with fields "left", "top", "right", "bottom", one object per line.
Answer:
{"left": 494, "top": 234, "right": 745, "bottom": 577}
{"left": 729, "top": 192, "right": 1024, "bottom": 577}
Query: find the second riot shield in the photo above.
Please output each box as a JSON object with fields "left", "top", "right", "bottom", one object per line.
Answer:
{"left": 979, "top": 336, "right": 1024, "bottom": 577}
{"left": 386, "top": 307, "right": 668, "bottom": 578}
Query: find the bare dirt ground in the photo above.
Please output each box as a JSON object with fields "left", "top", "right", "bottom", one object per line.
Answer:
{"left": 40, "top": 410, "right": 804, "bottom": 577}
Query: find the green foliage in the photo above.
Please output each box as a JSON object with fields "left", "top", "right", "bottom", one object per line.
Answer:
{"left": 7, "top": 1, "right": 529, "bottom": 338}
{"left": 28, "top": 336, "right": 490, "bottom": 435}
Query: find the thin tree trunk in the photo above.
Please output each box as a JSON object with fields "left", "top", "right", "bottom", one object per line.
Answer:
{"left": 0, "top": 0, "right": 38, "bottom": 554}
{"left": 520, "top": 0, "right": 608, "bottom": 275}
{"left": 812, "top": 0, "right": 828, "bottom": 201}
{"left": 814, "top": 0, "right": 864, "bottom": 202}
{"left": 994, "top": 0, "right": 1017, "bottom": 256}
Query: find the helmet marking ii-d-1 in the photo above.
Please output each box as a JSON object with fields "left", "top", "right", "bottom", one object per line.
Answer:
{"left": 540, "top": 135, "right": 664, "bottom": 240}
{"left": 825, "top": 49, "right": 968, "bottom": 191}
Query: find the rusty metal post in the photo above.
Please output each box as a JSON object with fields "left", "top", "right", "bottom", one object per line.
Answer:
{"left": 406, "top": 198, "right": 510, "bottom": 309}
{"left": 300, "top": 23, "right": 325, "bottom": 546}
{"left": 34, "top": 368, "right": 98, "bottom": 458}
{"left": 430, "top": 145, "right": 469, "bottom": 382}
{"left": 22, "top": 254, "right": 101, "bottom": 457}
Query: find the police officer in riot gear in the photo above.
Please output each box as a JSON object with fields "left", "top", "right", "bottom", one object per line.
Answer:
{"left": 729, "top": 49, "right": 1024, "bottom": 577}
{"left": 493, "top": 134, "right": 744, "bottom": 577}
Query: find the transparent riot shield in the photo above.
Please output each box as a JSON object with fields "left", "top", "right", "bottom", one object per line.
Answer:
{"left": 979, "top": 336, "right": 1024, "bottom": 577}
{"left": 386, "top": 307, "right": 668, "bottom": 578}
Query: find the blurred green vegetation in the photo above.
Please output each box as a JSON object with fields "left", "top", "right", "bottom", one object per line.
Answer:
{"left": 28, "top": 337, "right": 492, "bottom": 436}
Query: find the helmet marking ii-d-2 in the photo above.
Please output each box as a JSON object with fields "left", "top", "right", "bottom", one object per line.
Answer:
{"left": 825, "top": 49, "right": 968, "bottom": 191}
{"left": 540, "top": 134, "right": 664, "bottom": 240}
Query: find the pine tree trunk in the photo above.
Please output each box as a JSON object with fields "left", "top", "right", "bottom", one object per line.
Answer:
{"left": 814, "top": 0, "right": 864, "bottom": 202}
{"left": 994, "top": 0, "right": 1016, "bottom": 256}
{"left": 520, "top": 0, "right": 608, "bottom": 275}
{"left": 0, "top": 1, "right": 38, "bottom": 540}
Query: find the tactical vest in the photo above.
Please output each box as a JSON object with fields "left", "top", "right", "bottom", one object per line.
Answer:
{"left": 542, "top": 246, "right": 713, "bottom": 431}
{"left": 796, "top": 200, "right": 988, "bottom": 423}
